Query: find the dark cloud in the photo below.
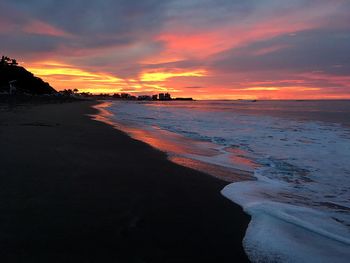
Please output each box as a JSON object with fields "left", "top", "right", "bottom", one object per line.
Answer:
{"left": 7, "top": 0, "right": 168, "bottom": 35}
{"left": 0, "top": 33, "right": 65, "bottom": 55}
{"left": 1, "top": 0, "right": 170, "bottom": 56}
{"left": 210, "top": 29, "right": 350, "bottom": 76}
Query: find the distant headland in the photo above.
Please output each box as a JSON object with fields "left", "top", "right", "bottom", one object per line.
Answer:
{"left": 0, "top": 55, "right": 56, "bottom": 95}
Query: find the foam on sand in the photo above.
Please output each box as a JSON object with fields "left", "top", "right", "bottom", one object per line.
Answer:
{"left": 222, "top": 174, "right": 350, "bottom": 263}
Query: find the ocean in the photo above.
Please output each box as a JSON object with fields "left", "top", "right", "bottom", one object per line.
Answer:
{"left": 94, "top": 100, "right": 350, "bottom": 262}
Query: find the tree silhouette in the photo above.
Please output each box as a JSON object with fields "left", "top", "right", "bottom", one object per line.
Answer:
{"left": 1, "top": 55, "right": 18, "bottom": 66}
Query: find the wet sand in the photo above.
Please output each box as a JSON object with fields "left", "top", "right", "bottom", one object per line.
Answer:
{"left": 0, "top": 101, "right": 250, "bottom": 262}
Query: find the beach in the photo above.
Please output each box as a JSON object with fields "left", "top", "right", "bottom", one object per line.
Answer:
{"left": 0, "top": 101, "right": 250, "bottom": 262}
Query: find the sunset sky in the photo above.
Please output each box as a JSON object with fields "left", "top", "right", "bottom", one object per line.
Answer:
{"left": 1, "top": 0, "right": 350, "bottom": 99}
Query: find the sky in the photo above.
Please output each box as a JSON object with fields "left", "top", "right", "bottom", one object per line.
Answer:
{"left": 1, "top": 0, "right": 350, "bottom": 99}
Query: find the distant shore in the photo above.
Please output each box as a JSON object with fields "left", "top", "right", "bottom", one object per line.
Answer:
{"left": 0, "top": 100, "right": 250, "bottom": 262}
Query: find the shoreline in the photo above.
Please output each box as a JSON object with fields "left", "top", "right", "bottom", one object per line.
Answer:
{"left": 0, "top": 100, "right": 250, "bottom": 262}
{"left": 91, "top": 101, "right": 255, "bottom": 183}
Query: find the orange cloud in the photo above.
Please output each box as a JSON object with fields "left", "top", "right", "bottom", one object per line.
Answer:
{"left": 24, "top": 59, "right": 350, "bottom": 99}
{"left": 156, "top": 13, "right": 319, "bottom": 60}
{"left": 27, "top": 61, "right": 127, "bottom": 93}
{"left": 26, "top": 61, "right": 191, "bottom": 94}
{"left": 141, "top": 70, "right": 207, "bottom": 82}
{"left": 239, "top": 87, "right": 281, "bottom": 91}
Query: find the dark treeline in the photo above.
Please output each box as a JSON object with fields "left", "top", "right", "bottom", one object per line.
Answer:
{"left": 83, "top": 92, "right": 193, "bottom": 101}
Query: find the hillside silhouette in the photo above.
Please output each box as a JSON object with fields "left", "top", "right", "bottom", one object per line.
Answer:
{"left": 0, "top": 56, "right": 56, "bottom": 95}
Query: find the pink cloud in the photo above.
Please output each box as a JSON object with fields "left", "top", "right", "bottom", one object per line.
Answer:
{"left": 23, "top": 20, "right": 71, "bottom": 37}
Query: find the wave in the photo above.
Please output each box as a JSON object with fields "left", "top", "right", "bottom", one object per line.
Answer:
{"left": 222, "top": 179, "right": 350, "bottom": 262}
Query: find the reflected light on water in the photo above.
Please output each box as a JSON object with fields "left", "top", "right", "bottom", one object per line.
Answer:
{"left": 91, "top": 101, "right": 255, "bottom": 182}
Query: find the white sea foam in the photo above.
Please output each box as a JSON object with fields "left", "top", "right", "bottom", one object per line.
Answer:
{"left": 222, "top": 176, "right": 350, "bottom": 263}
{"left": 97, "top": 100, "right": 350, "bottom": 262}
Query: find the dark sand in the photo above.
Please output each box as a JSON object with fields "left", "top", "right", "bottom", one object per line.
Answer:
{"left": 0, "top": 101, "right": 250, "bottom": 262}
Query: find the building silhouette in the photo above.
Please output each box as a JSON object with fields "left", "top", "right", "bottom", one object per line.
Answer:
{"left": 159, "top": 93, "right": 171, "bottom": 101}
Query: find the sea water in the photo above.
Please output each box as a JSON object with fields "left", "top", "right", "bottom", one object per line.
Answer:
{"left": 95, "top": 100, "right": 350, "bottom": 262}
